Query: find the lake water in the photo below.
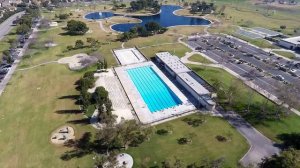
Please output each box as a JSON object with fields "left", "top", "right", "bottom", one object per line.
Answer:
{"left": 85, "top": 5, "right": 211, "bottom": 32}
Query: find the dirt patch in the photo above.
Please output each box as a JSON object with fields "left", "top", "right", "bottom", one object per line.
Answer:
{"left": 58, "top": 53, "right": 98, "bottom": 70}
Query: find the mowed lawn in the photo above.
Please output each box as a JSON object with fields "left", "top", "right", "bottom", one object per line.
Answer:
{"left": 189, "top": 65, "right": 300, "bottom": 142}
{"left": 0, "top": 64, "right": 96, "bottom": 167}
{"left": 126, "top": 114, "right": 249, "bottom": 168}
{"left": 188, "top": 54, "right": 213, "bottom": 64}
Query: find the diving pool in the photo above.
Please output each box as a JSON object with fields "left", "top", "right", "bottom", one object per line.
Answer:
{"left": 127, "top": 66, "right": 182, "bottom": 112}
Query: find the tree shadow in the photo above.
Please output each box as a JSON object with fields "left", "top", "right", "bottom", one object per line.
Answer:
{"left": 277, "top": 133, "right": 300, "bottom": 150}
{"left": 67, "top": 118, "right": 90, "bottom": 125}
{"left": 55, "top": 109, "right": 82, "bottom": 114}
{"left": 58, "top": 95, "right": 79, "bottom": 100}
{"left": 58, "top": 94, "right": 81, "bottom": 105}
{"left": 61, "top": 132, "right": 110, "bottom": 161}
{"left": 60, "top": 132, "right": 94, "bottom": 161}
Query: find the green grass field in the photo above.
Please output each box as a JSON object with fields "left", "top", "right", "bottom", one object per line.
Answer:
{"left": 189, "top": 64, "right": 300, "bottom": 142}
{"left": 126, "top": 114, "right": 249, "bottom": 167}
{"left": 273, "top": 50, "right": 296, "bottom": 59}
{"left": 188, "top": 54, "right": 213, "bottom": 64}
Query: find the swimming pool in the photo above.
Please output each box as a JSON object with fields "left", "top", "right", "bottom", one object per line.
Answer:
{"left": 127, "top": 66, "right": 182, "bottom": 112}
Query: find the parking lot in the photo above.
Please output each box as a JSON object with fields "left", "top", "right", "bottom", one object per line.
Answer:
{"left": 187, "top": 34, "right": 300, "bottom": 101}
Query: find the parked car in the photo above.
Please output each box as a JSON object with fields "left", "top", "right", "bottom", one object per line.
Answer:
{"left": 273, "top": 75, "right": 285, "bottom": 81}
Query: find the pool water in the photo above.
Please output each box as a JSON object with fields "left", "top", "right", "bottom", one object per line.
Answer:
{"left": 127, "top": 66, "right": 182, "bottom": 112}
{"left": 84, "top": 5, "right": 210, "bottom": 32}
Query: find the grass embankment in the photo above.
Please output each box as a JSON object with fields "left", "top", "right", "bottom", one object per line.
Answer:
{"left": 188, "top": 54, "right": 213, "bottom": 64}
{"left": 0, "top": 28, "right": 18, "bottom": 61}
{"left": 221, "top": 3, "right": 300, "bottom": 36}
{"left": 189, "top": 65, "right": 300, "bottom": 142}
{"left": 126, "top": 114, "right": 249, "bottom": 167}
{"left": 273, "top": 50, "right": 296, "bottom": 59}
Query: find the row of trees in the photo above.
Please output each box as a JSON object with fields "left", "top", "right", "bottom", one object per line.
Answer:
{"left": 66, "top": 37, "right": 101, "bottom": 51}
{"left": 190, "top": 1, "right": 215, "bottom": 14}
{"left": 55, "top": 13, "right": 71, "bottom": 20}
{"left": 209, "top": 78, "right": 292, "bottom": 122}
{"left": 118, "top": 21, "right": 167, "bottom": 42}
{"left": 130, "top": 0, "right": 161, "bottom": 12}
{"left": 1, "top": 5, "right": 40, "bottom": 64}
{"left": 15, "top": 6, "right": 40, "bottom": 35}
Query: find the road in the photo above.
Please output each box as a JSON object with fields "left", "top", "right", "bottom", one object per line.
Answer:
{"left": 0, "top": 11, "right": 25, "bottom": 40}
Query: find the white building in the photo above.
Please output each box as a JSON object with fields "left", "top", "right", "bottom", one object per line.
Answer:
{"left": 156, "top": 52, "right": 216, "bottom": 110}
{"left": 278, "top": 36, "right": 300, "bottom": 50}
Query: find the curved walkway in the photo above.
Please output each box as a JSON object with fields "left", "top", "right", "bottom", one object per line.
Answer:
{"left": 221, "top": 111, "right": 280, "bottom": 166}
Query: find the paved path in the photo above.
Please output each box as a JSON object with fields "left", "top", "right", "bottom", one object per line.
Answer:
{"left": 90, "top": 109, "right": 102, "bottom": 130}
{"left": 0, "top": 22, "right": 40, "bottom": 96}
{"left": 16, "top": 61, "right": 58, "bottom": 71}
{"left": 98, "top": 21, "right": 109, "bottom": 33}
{"left": 0, "top": 11, "right": 25, "bottom": 40}
{"left": 220, "top": 111, "right": 280, "bottom": 166}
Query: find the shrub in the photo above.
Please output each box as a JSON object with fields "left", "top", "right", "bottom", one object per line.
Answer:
{"left": 156, "top": 129, "right": 169, "bottom": 135}
{"left": 58, "top": 13, "right": 69, "bottom": 20}
{"left": 182, "top": 117, "right": 204, "bottom": 127}
{"left": 66, "top": 45, "right": 73, "bottom": 51}
{"left": 215, "top": 135, "right": 227, "bottom": 142}
{"left": 177, "top": 137, "right": 190, "bottom": 144}
{"left": 74, "top": 40, "right": 84, "bottom": 49}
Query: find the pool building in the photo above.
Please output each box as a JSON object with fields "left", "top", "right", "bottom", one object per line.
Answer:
{"left": 113, "top": 48, "right": 215, "bottom": 124}
{"left": 156, "top": 52, "right": 216, "bottom": 110}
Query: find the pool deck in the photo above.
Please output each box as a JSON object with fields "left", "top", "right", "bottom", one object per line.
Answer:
{"left": 88, "top": 69, "right": 135, "bottom": 123}
{"left": 114, "top": 61, "right": 196, "bottom": 124}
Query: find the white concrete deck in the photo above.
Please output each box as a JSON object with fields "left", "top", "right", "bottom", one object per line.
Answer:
{"left": 114, "top": 62, "right": 196, "bottom": 124}
{"left": 113, "top": 48, "right": 147, "bottom": 65}
{"left": 88, "top": 69, "right": 135, "bottom": 123}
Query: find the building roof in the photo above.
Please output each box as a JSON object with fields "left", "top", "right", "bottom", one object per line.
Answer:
{"left": 156, "top": 52, "right": 191, "bottom": 74}
{"left": 281, "top": 36, "right": 300, "bottom": 45}
{"left": 177, "top": 72, "right": 210, "bottom": 95}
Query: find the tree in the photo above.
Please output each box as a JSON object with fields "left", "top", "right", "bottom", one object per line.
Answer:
{"left": 226, "top": 80, "right": 239, "bottom": 106}
{"left": 66, "top": 20, "right": 89, "bottom": 35}
{"left": 280, "top": 25, "right": 287, "bottom": 30}
{"left": 75, "top": 40, "right": 84, "bottom": 49}
{"left": 16, "top": 24, "right": 30, "bottom": 35}
{"left": 259, "top": 148, "right": 300, "bottom": 168}
{"left": 93, "top": 87, "right": 108, "bottom": 106}
{"left": 145, "top": 21, "right": 161, "bottom": 32}
{"left": 58, "top": 13, "right": 69, "bottom": 20}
